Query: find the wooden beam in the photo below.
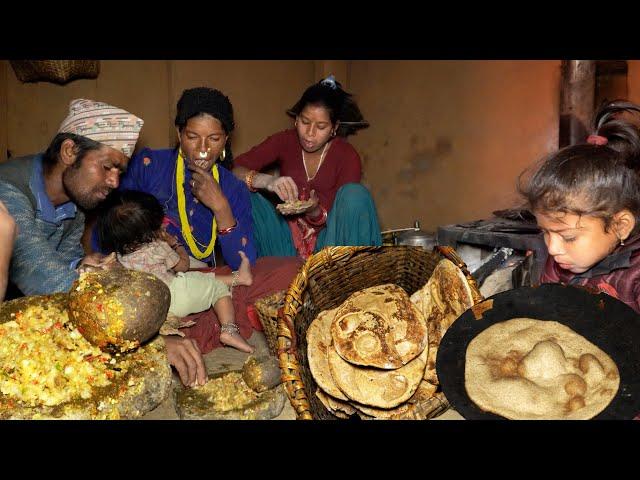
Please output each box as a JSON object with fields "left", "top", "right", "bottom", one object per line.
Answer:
{"left": 559, "top": 60, "right": 596, "bottom": 148}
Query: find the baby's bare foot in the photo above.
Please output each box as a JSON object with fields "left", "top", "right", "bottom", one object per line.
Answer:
{"left": 236, "top": 250, "right": 253, "bottom": 287}
{"left": 220, "top": 329, "right": 255, "bottom": 353}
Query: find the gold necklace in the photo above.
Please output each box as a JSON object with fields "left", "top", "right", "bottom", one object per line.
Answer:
{"left": 176, "top": 151, "right": 219, "bottom": 259}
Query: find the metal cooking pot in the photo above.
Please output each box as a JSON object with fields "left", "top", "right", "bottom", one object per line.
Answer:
{"left": 382, "top": 220, "right": 437, "bottom": 250}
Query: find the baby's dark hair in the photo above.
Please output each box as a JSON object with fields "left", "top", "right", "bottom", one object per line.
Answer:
{"left": 519, "top": 100, "right": 640, "bottom": 232}
{"left": 175, "top": 87, "right": 235, "bottom": 169}
{"left": 97, "top": 190, "right": 165, "bottom": 255}
{"left": 287, "top": 75, "right": 369, "bottom": 137}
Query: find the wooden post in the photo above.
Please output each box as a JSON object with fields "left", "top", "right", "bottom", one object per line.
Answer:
{"left": 559, "top": 60, "right": 596, "bottom": 148}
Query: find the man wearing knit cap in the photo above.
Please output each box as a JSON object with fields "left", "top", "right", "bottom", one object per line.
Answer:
{"left": 0, "top": 99, "right": 144, "bottom": 296}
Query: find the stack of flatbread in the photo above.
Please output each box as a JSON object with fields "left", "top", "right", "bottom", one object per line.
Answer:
{"left": 307, "top": 284, "right": 430, "bottom": 419}
{"left": 409, "top": 258, "right": 476, "bottom": 397}
{"left": 307, "top": 262, "right": 475, "bottom": 420}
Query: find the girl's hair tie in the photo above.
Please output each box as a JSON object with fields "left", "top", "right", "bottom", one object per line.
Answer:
{"left": 586, "top": 134, "right": 608, "bottom": 146}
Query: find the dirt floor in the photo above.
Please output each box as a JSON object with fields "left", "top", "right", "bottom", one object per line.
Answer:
{"left": 141, "top": 330, "right": 464, "bottom": 420}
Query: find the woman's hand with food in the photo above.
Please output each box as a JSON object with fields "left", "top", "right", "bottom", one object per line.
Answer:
{"left": 265, "top": 175, "right": 298, "bottom": 202}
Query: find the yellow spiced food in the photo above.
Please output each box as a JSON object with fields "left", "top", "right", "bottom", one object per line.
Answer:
{"left": 0, "top": 304, "right": 113, "bottom": 407}
{"left": 196, "top": 372, "right": 260, "bottom": 412}
{"left": 0, "top": 294, "right": 173, "bottom": 419}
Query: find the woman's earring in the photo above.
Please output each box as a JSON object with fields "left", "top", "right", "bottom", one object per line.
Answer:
{"left": 220, "top": 148, "right": 226, "bottom": 162}
{"left": 621, "top": 237, "right": 626, "bottom": 246}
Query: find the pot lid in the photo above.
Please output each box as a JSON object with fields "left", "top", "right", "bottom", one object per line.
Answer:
{"left": 397, "top": 220, "right": 434, "bottom": 240}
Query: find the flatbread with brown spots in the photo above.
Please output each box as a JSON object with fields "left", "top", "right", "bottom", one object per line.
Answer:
{"left": 465, "top": 318, "right": 620, "bottom": 420}
{"left": 315, "top": 388, "right": 357, "bottom": 418}
{"left": 331, "top": 284, "right": 428, "bottom": 369}
{"left": 306, "top": 308, "right": 348, "bottom": 401}
{"left": 327, "top": 343, "right": 428, "bottom": 409}
{"left": 410, "top": 259, "right": 474, "bottom": 387}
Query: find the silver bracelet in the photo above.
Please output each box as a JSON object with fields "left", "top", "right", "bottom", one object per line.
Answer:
{"left": 231, "top": 270, "right": 240, "bottom": 289}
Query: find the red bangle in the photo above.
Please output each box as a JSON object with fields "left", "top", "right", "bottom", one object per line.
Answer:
{"left": 217, "top": 221, "right": 238, "bottom": 235}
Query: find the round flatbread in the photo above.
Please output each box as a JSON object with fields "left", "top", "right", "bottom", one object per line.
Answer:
{"left": 465, "top": 318, "right": 620, "bottom": 420}
{"left": 355, "top": 409, "right": 376, "bottom": 420}
{"left": 410, "top": 259, "right": 474, "bottom": 386}
{"left": 328, "top": 344, "right": 428, "bottom": 409}
{"left": 331, "top": 284, "right": 428, "bottom": 369}
{"left": 306, "top": 308, "right": 348, "bottom": 401}
{"left": 351, "top": 380, "right": 443, "bottom": 420}
{"left": 350, "top": 399, "right": 414, "bottom": 419}
{"left": 407, "top": 379, "right": 438, "bottom": 404}
{"left": 315, "top": 388, "right": 357, "bottom": 418}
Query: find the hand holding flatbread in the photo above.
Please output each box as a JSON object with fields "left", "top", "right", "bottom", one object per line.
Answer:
{"left": 276, "top": 198, "right": 316, "bottom": 216}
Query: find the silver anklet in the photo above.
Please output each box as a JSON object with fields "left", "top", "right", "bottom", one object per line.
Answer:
{"left": 230, "top": 270, "right": 240, "bottom": 298}
{"left": 221, "top": 323, "right": 240, "bottom": 335}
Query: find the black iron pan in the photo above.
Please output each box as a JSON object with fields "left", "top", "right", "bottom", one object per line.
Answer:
{"left": 436, "top": 283, "right": 640, "bottom": 420}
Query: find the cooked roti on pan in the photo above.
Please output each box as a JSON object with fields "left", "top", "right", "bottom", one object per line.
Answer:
{"left": 410, "top": 259, "right": 474, "bottom": 386}
{"left": 331, "top": 284, "right": 428, "bottom": 369}
{"left": 465, "top": 318, "right": 620, "bottom": 420}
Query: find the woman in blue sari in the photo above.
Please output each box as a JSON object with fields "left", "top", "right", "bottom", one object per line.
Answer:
{"left": 110, "top": 87, "right": 302, "bottom": 386}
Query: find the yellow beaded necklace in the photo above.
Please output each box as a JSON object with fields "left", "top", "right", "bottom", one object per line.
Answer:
{"left": 176, "top": 150, "right": 219, "bottom": 259}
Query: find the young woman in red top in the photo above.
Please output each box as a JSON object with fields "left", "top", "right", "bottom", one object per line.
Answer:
{"left": 233, "top": 75, "right": 382, "bottom": 259}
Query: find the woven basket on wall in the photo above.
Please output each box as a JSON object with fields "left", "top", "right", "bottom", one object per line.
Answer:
{"left": 10, "top": 60, "right": 100, "bottom": 84}
{"left": 254, "top": 290, "right": 286, "bottom": 356}
{"left": 277, "top": 245, "right": 484, "bottom": 420}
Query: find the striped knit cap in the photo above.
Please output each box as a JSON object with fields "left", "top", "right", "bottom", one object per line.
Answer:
{"left": 58, "top": 99, "right": 144, "bottom": 157}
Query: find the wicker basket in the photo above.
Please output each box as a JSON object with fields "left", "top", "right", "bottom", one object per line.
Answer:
{"left": 277, "top": 245, "right": 483, "bottom": 420}
{"left": 10, "top": 60, "right": 100, "bottom": 84}
{"left": 254, "top": 290, "right": 286, "bottom": 356}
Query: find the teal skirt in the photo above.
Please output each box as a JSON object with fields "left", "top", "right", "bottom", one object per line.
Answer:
{"left": 250, "top": 183, "right": 382, "bottom": 257}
